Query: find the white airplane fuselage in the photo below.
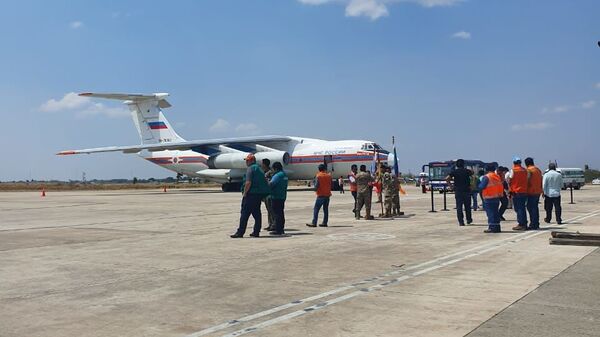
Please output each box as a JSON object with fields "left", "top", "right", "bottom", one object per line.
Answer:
{"left": 59, "top": 93, "right": 396, "bottom": 189}
{"left": 143, "top": 137, "right": 390, "bottom": 183}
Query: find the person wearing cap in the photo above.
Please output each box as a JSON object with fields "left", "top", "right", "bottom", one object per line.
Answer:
{"left": 525, "top": 157, "right": 543, "bottom": 230}
{"left": 307, "top": 164, "right": 332, "bottom": 227}
{"left": 543, "top": 162, "right": 563, "bottom": 224}
{"left": 478, "top": 163, "right": 503, "bottom": 233}
{"left": 268, "top": 162, "right": 288, "bottom": 235}
{"left": 507, "top": 156, "right": 528, "bottom": 230}
{"left": 230, "top": 153, "right": 271, "bottom": 238}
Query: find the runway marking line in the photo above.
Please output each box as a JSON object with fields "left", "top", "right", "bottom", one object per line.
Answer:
{"left": 184, "top": 209, "right": 600, "bottom": 337}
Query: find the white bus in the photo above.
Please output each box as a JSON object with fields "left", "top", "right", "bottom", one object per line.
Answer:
{"left": 557, "top": 168, "right": 585, "bottom": 190}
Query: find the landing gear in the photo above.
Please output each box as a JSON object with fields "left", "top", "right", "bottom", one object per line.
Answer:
{"left": 222, "top": 182, "right": 242, "bottom": 192}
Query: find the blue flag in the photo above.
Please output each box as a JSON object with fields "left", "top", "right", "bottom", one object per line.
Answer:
{"left": 393, "top": 145, "right": 399, "bottom": 177}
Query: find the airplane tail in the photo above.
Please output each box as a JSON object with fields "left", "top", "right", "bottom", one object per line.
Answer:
{"left": 79, "top": 92, "right": 185, "bottom": 144}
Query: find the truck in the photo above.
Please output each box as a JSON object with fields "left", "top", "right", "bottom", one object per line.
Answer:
{"left": 556, "top": 168, "right": 585, "bottom": 190}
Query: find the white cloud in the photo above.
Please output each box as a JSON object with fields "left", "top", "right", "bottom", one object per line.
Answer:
{"left": 297, "top": 0, "right": 463, "bottom": 20}
{"left": 595, "top": 82, "right": 600, "bottom": 89}
{"left": 209, "top": 118, "right": 261, "bottom": 135}
{"left": 235, "top": 123, "right": 260, "bottom": 135}
{"left": 541, "top": 99, "right": 596, "bottom": 114}
{"left": 541, "top": 105, "right": 570, "bottom": 114}
{"left": 510, "top": 122, "right": 553, "bottom": 132}
{"left": 40, "top": 92, "right": 89, "bottom": 112}
{"left": 415, "top": 0, "right": 464, "bottom": 7}
{"left": 581, "top": 100, "right": 596, "bottom": 109}
{"left": 70, "top": 21, "right": 83, "bottom": 29}
{"left": 39, "top": 92, "right": 129, "bottom": 118}
{"left": 77, "top": 103, "right": 130, "bottom": 118}
{"left": 553, "top": 105, "right": 570, "bottom": 113}
{"left": 209, "top": 118, "right": 231, "bottom": 133}
{"left": 298, "top": 0, "right": 335, "bottom": 4}
{"left": 346, "top": 0, "right": 389, "bottom": 20}
{"left": 451, "top": 31, "right": 471, "bottom": 39}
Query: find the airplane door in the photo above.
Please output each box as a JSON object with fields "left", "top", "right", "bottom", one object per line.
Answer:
{"left": 324, "top": 155, "right": 334, "bottom": 172}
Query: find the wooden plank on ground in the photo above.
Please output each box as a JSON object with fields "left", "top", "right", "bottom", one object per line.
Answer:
{"left": 549, "top": 238, "right": 600, "bottom": 246}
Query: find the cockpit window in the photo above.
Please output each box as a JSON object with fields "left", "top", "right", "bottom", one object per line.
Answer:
{"left": 361, "top": 142, "right": 389, "bottom": 153}
{"left": 361, "top": 143, "right": 375, "bottom": 151}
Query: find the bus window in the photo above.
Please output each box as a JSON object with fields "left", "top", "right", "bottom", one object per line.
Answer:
{"left": 430, "top": 166, "right": 452, "bottom": 180}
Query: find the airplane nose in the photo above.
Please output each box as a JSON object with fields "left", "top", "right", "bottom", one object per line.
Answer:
{"left": 387, "top": 153, "right": 395, "bottom": 165}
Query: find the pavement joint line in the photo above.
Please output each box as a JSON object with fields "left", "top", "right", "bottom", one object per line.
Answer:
{"left": 183, "top": 208, "right": 600, "bottom": 337}
{"left": 214, "top": 209, "right": 600, "bottom": 337}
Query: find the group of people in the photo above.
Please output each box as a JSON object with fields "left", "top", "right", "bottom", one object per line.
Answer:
{"left": 230, "top": 154, "right": 405, "bottom": 238}
{"left": 348, "top": 164, "right": 404, "bottom": 220}
{"left": 230, "top": 154, "right": 289, "bottom": 238}
{"left": 447, "top": 157, "right": 563, "bottom": 233}
{"left": 230, "top": 153, "right": 564, "bottom": 238}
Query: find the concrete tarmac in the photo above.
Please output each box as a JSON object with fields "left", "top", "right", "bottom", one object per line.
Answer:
{"left": 1, "top": 185, "right": 599, "bottom": 337}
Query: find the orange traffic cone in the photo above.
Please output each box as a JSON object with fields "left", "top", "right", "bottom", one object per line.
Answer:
{"left": 163, "top": 186, "right": 167, "bottom": 193}
{"left": 41, "top": 188, "right": 46, "bottom": 197}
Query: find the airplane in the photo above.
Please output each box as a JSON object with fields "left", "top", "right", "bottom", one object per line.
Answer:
{"left": 58, "top": 92, "right": 394, "bottom": 191}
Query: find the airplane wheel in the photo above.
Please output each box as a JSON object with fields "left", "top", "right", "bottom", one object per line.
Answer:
{"left": 222, "top": 182, "right": 242, "bottom": 192}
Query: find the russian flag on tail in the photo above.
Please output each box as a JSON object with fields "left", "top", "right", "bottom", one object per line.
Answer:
{"left": 148, "top": 121, "right": 168, "bottom": 130}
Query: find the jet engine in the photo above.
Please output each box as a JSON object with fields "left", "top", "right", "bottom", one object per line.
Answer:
{"left": 207, "top": 151, "right": 290, "bottom": 169}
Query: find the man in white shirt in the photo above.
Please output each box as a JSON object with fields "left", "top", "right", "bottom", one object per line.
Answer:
{"left": 543, "top": 162, "right": 563, "bottom": 224}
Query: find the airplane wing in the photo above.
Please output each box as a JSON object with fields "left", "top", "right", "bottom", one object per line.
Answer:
{"left": 57, "top": 135, "right": 293, "bottom": 155}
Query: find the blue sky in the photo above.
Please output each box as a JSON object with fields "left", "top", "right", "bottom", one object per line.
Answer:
{"left": 1, "top": 0, "right": 599, "bottom": 181}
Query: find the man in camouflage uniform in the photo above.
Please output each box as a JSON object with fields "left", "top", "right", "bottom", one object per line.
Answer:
{"left": 381, "top": 166, "right": 394, "bottom": 218}
{"left": 355, "top": 164, "right": 375, "bottom": 220}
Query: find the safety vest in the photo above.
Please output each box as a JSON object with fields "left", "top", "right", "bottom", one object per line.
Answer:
{"left": 248, "top": 164, "right": 271, "bottom": 195}
{"left": 316, "top": 171, "right": 332, "bottom": 197}
{"left": 510, "top": 165, "right": 528, "bottom": 194}
{"left": 349, "top": 171, "right": 358, "bottom": 192}
{"left": 482, "top": 172, "right": 504, "bottom": 199}
{"left": 527, "top": 165, "right": 543, "bottom": 195}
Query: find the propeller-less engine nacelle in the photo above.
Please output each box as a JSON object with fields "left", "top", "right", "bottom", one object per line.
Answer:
{"left": 207, "top": 151, "right": 290, "bottom": 169}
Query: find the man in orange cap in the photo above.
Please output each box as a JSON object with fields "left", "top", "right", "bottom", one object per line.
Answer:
{"left": 231, "top": 153, "right": 271, "bottom": 238}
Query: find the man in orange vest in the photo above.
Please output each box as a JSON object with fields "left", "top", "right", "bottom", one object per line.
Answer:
{"left": 508, "top": 156, "right": 528, "bottom": 230}
{"left": 478, "top": 163, "right": 504, "bottom": 233}
{"left": 525, "top": 157, "right": 543, "bottom": 230}
{"left": 307, "top": 164, "right": 332, "bottom": 228}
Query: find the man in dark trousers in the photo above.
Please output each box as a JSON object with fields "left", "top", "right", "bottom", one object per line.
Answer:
{"left": 446, "top": 159, "right": 473, "bottom": 226}
{"left": 508, "top": 156, "right": 529, "bottom": 231}
{"left": 543, "top": 162, "right": 563, "bottom": 224}
{"left": 525, "top": 157, "right": 543, "bottom": 230}
{"left": 479, "top": 163, "right": 503, "bottom": 233}
{"left": 307, "top": 164, "right": 332, "bottom": 227}
{"left": 497, "top": 166, "right": 510, "bottom": 221}
{"left": 268, "top": 162, "right": 288, "bottom": 235}
{"left": 261, "top": 158, "right": 275, "bottom": 231}
{"left": 231, "top": 154, "right": 271, "bottom": 238}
